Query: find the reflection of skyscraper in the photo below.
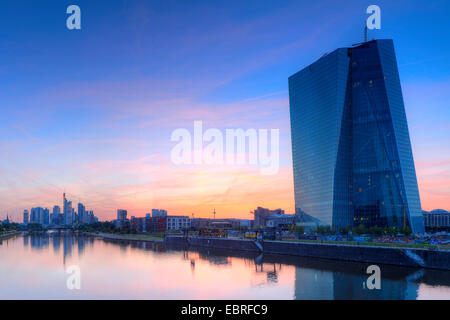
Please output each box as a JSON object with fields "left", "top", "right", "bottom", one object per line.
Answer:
{"left": 289, "top": 39, "right": 424, "bottom": 233}
{"left": 294, "top": 267, "right": 334, "bottom": 299}
{"left": 29, "top": 233, "right": 50, "bottom": 250}
{"left": 293, "top": 262, "right": 420, "bottom": 300}
{"left": 77, "top": 236, "right": 85, "bottom": 257}
{"left": 52, "top": 234, "right": 61, "bottom": 254}
{"left": 63, "top": 233, "right": 74, "bottom": 265}
{"left": 332, "top": 270, "right": 418, "bottom": 300}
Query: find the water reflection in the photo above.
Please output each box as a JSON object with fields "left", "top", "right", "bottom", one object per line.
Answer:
{"left": 0, "top": 233, "right": 449, "bottom": 299}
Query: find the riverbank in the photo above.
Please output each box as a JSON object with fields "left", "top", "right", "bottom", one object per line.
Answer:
{"left": 80, "top": 232, "right": 450, "bottom": 270}
{"left": 165, "top": 236, "right": 450, "bottom": 271}
{"left": 0, "top": 231, "right": 21, "bottom": 241}
{"left": 83, "top": 232, "right": 164, "bottom": 243}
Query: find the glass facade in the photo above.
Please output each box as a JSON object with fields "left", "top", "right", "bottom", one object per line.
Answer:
{"left": 289, "top": 39, "right": 424, "bottom": 233}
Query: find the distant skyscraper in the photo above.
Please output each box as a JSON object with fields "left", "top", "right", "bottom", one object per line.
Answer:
{"left": 43, "top": 208, "right": 50, "bottom": 225}
{"left": 117, "top": 209, "right": 127, "bottom": 221}
{"left": 30, "top": 207, "right": 37, "bottom": 223}
{"left": 288, "top": 39, "right": 424, "bottom": 233}
{"left": 23, "top": 210, "right": 29, "bottom": 224}
{"left": 52, "top": 205, "right": 61, "bottom": 224}
{"left": 78, "top": 202, "right": 86, "bottom": 223}
{"left": 30, "top": 207, "right": 44, "bottom": 224}
{"left": 63, "top": 193, "right": 73, "bottom": 225}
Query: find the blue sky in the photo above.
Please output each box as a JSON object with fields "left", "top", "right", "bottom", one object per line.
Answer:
{"left": 0, "top": 0, "right": 449, "bottom": 220}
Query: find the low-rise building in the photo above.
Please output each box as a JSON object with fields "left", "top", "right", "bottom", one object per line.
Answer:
{"left": 145, "top": 216, "right": 166, "bottom": 232}
{"left": 265, "top": 214, "right": 295, "bottom": 229}
{"left": 166, "top": 215, "right": 190, "bottom": 231}
{"left": 423, "top": 209, "right": 450, "bottom": 232}
{"left": 130, "top": 216, "right": 145, "bottom": 232}
{"left": 253, "top": 207, "right": 285, "bottom": 227}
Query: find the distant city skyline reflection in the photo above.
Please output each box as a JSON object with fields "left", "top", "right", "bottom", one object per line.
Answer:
{"left": 0, "top": 233, "right": 449, "bottom": 299}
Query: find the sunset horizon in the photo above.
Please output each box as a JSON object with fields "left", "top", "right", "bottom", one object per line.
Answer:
{"left": 1, "top": 1, "right": 449, "bottom": 222}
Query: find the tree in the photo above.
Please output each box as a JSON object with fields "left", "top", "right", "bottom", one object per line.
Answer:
{"left": 294, "top": 225, "right": 305, "bottom": 236}
{"left": 27, "top": 223, "right": 44, "bottom": 232}
{"left": 400, "top": 226, "right": 412, "bottom": 236}
{"left": 353, "top": 224, "right": 367, "bottom": 235}
{"left": 315, "top": 225, "right": 333, "bottom": 235}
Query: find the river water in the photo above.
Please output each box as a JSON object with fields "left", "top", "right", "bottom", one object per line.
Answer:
{"left": 0, "top": 232, "right": 449, "bottom": 299}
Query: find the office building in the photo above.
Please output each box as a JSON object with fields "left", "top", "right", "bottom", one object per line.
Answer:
{"left": 63, "top": 193, "right": 73, "bottom": 225}
{"left": 423, "top": 209, "right": 449, "bottom": 232}
{"left": 166, "top": 215, "right": 190, "bottom": 231}
{"left": 288, "top": 39, "right": 424, "bottom": 233}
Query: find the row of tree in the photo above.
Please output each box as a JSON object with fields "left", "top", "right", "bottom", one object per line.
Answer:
{"left": 0, "top": 222, "right": 20, "bottom": 233}
{"left": 313, "top": 224, "right": 412, "bottom": 236}
{"left": 76, "top": 222, "right": 119, "bottom": 233}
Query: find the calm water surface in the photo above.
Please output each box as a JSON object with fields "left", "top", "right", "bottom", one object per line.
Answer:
{"left": 1, "top": 232, "right": 449, "bottom": 299}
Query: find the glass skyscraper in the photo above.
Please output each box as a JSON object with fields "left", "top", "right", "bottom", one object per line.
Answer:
{"left": 289, "top": 39, "right": 424, "bottom": 233}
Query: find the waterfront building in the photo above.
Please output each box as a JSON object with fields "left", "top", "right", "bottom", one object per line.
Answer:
{"left": 265, "top": 214, "right": 296, "bottom": 229}
{"left": 128, "top": 214, "right": 191, "bottom": 232}
{"left": 423, "top": 209, "right": 450, "bottom": 232}
{"left": 190, "top": 218, "right": 211, "bottom": 230}
{"left": 253, "top": 207, "right": 285, "bottom": 227}
{"left": 288, "top": 39, "right": 424, "bottom": 233}
{"left": 130, "top": 216, "right": 145, "bottom": 232}
{"left": 114, "top": 209, "right": 129, "bottom": 229}
{"left": 144, "top": 216, "right": 166, "bottom": 232}
{"left": 166, "top": 215, "right": 190, "bottom": 231}
{"left": 225, "top": 219, "right": 253, "bottom": 229}
{"left": 191, "top": 218, "right": 253, "bottom": 230}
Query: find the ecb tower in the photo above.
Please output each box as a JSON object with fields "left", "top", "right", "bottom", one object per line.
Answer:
{"left": 288, "top": 39, "right": 424, "bottom": 233}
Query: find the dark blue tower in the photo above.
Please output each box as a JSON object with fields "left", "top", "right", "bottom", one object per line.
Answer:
{"left": 289, "top": 39, "right": 424, "bottom": 233}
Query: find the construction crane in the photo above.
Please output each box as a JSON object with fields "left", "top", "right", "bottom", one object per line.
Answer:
{"left": 290, "top": 213, "right": 299, "bottom": 233}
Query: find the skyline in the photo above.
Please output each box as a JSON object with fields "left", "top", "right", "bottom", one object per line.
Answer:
{"left": 1, "top": 0, "right": 450, "bottom": 221}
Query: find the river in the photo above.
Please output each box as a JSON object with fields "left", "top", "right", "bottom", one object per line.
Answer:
{"left": 0, "top": 232, "right": 449, "bottom": 299}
